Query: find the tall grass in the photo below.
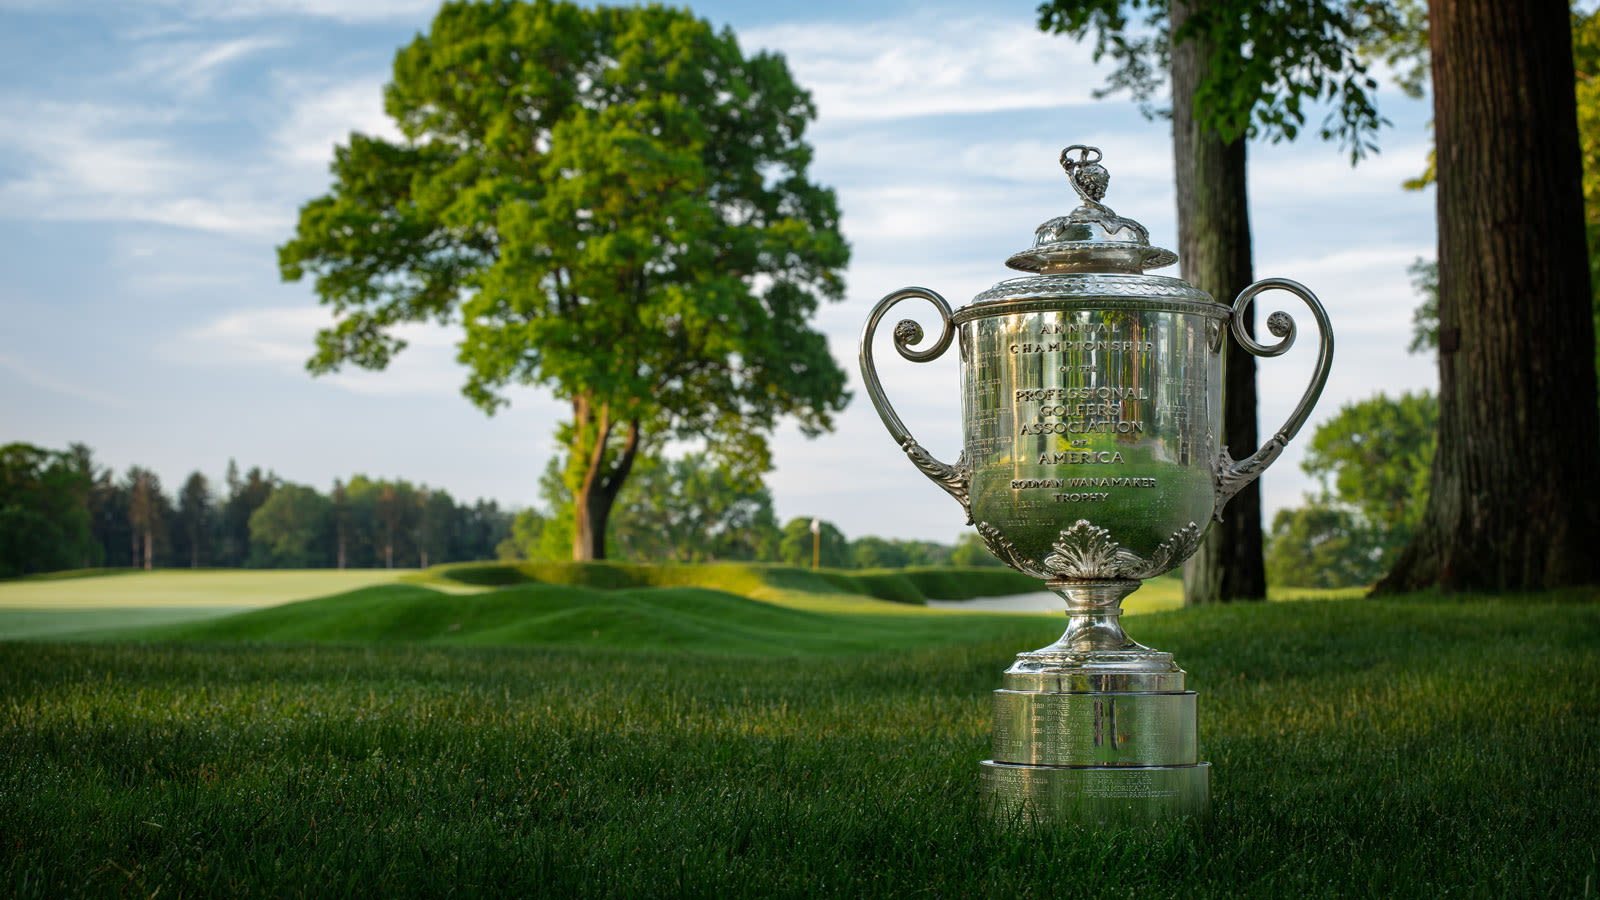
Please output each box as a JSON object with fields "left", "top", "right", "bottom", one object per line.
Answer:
{"left": 2, "top": 595, "right": 1596, "bottom": 898}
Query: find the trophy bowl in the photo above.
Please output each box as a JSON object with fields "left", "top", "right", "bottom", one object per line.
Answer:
{"left": 860, "top": 145, "right": 1333, "bottom": 825}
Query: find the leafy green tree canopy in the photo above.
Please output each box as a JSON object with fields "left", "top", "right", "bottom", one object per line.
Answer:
{"left": 279, "top": 0, "right": 850, "bottom": 560}
{"left": 1266, "top": 503, "right": 1387, "bottom": 588}
{"left": 1267, "top": 390, "right": 1436, "bottom": 588}
{"left": 0, "top": 443, "right": 97, "bottom": 576}
{"left": 249, "top": 484, "right": 332, "bottom": 568}
{"left": 1302, "top": 390, "right": 1437, "bottom": 547}
{"left": 608, "top": 452, "right": 780, "bottom": 563}
{"left": 1037, "top": 0, "right": 1408, "bottom": 159}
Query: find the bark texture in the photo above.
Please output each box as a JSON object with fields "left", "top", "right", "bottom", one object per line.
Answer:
{"left": 1171, "top": 0, "right": 1267, "bottom": 605}
{"left": 1376, "top": 0, "right": 1600, "bottom": 592}
{"left": 570, "top": 395, "right": 641, "bottom": 562}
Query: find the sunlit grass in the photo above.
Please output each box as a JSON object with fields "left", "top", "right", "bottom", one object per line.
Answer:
{"left": 0, "top": 568, "right": 417, "bottom": 608}
{"left": 2, "top": 594, "right": 1595, "bottom": 898}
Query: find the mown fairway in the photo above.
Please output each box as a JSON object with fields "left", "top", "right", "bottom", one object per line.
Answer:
{"left": 1, "top": 571, "right": 1596, "bottom": 898}
{"left": 0, "top": 570, "right": 422, "bottom": 640}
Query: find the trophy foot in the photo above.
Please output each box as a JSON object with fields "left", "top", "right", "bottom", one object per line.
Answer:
{"left": 982, "top": 578, "right": 1209, "bottom": 826}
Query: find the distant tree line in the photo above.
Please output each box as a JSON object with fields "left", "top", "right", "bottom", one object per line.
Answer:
{"left": 491, "top": 452, "right": 1006, "bottom": 571}
{"left": 3, "top": 442, "right": 1005, "bottom": 578}
{"left": 0, "top": 442, "right": 513, "bottom": 577}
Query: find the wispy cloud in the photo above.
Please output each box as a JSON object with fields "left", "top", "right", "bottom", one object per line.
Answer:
{"left": 272, "top": 74, "right": 399, "bottom": 169}
{"left": 744, "top": 17, "right": 1104, "bottom": 123}
{"left": 130, "top": 34, "right": 285, "bottom": 95}
{"left": 178, "top": 307, "right": 467, "bottom": 399}
{"left": 180, "top": 0, "right": 436, "bottom": 24}
{"left": 0, "top": 351, "right": 126, "bottom": 409}
{"left": 0, "top": 100, "right": 291, "bottom": 236}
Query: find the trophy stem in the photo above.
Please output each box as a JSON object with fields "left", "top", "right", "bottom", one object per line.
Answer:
{"left": 1040, "top": 579, "right": 1148, "bottom": 655}
{"left": 1002, "top": 578, "right": 1183, "bottom": 692}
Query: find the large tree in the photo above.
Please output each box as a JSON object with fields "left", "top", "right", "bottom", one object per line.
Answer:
{"left": 125, "top": 467, "right": 166, "bottom": 571}
{"left": 1375, "top": 1, "right": 1600, "bottom": 591}
{"left": 174, "top": 472, "right": 214, "bottom": 569}
{"left": 1039, "top": 0, "right": 1391, "bottom": 604}
{"left": 280, "top": 1, "right": 849, "bottom": 561}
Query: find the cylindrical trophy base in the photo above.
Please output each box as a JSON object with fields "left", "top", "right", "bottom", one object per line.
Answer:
{"left": 980, "top": 760, "right": 1210, "bottom": 826}
{"left": 980, "top": 581, "right": 1210, "bottom": 826}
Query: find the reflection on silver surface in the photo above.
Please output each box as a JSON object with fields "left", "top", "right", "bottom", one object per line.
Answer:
{"left": 861, "top": 144, "right": 1333, "bottom": 827}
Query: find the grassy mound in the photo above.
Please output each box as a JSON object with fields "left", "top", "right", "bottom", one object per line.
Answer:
{"left": 119, "top": 582, "right": 1053, "bottom": 656}
{"left": 408, "top": 560, "right": 1045, "bottom": 606}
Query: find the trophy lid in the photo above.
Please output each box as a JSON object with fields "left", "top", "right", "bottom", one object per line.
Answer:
{"left": 1005, "top": 145, "right": 1177, "bottom": 275}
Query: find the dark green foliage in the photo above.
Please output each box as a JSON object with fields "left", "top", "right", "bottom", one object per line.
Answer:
{"left": 1268, "top": 391, "right": 1436, "bottom": 588}
{"left": 0, "top": 443, "right": 97, "bottom": 576}
{"left": 1266, "top": 503, "right": 1387, "bottom": 589}
{"left": 2, "top": 595, "right": 1596, "bottom": 897}
{"left": 172, "top": 472, "right": 215, "bottom": 568}
{"left": 1303, "top": 390, "right": 1436, "bottom": 545}
{"left": 850, "top": 536, "right": 909, "bottom": 569}
{"left": 1037, "top": 0, "right": 1406, "bottom": 159}
{"left": 950, "top": 533, "right": 1008, "bottom": 568}
{"left": 1406, "top": 257, "right": 1439, "bottom": 354}
{"left": 778, "top": 517, "right": 848, "bottom": 568}
{"left": 248, "top": 484, "right": 333, "bottom": 568}
{"left": 606, "top": 453, "right": 781, "bottom": 563}
{"left": 1, "top": 441, "right": 513, "bottom": 575}
{"left": 216, "top": 461, "right": 275, "bottom": 567}
{"left": 851, "top": 531, "right": 947, "bottom": 566}
{"left": 502, "top": 452, "right": 782, "bottom": 564}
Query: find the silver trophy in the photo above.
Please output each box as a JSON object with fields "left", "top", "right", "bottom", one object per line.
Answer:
{"left": 860, "top": 145, "right": 1333, "bottom": 824}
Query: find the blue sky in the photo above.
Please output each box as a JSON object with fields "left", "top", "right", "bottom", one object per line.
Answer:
{"left": 0, "top": 0, "right": 1437, "bottom": 544}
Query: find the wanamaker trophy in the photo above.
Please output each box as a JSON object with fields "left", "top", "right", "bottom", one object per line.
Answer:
{"left": 860, "top": 145, "right": 1333, "bottom": 825}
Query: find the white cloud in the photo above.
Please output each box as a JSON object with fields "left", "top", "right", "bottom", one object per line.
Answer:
{"left": 0, "top": 100, "right": 290, "bottom": 236}
{"left": 272, "top": 75, "right": 399, "bottom": 169}
{"left": 744, "top": 17, "right": 1103, "bottom": 123}
{"left": 140, "top": 0, "right": 436, "bottom": 24}
{"left": 130, "top": 35, "right": 285, "bottom": 95}
{"left": 1249, "top": 141, "right": 1434, "bottom": 199}
{"left": 177, "top": 306, "right": 469, "bottom": 399}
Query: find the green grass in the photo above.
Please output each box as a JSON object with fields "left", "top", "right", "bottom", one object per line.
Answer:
{"left": 114, "top": 583, "right": 1053, "bottom": 655}
{"left": 1, "top": 586, "right": 1596, "bottom": 897}
{"left": 0, "top": 569, "right": 425, "bottom": 642}
{"left": 0, "top": 564, "right": 1050, "bottom": 644}
{"left": 407, "top": 560, "right": 1048, "bottom": 607}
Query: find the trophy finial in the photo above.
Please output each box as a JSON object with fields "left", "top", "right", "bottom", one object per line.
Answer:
{"left": 1060, "top": 144, "right": 1110, "bottom": 206}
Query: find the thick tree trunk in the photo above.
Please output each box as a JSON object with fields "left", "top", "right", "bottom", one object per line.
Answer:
{"left": 143, "top": 530, "right": 152, "bottom": 571}
{"left": 570, "top": 396, "right": 642, "bottom": 561}
{"left": 1376, "top": 0, "right": 1600, "bottom": 592}
{"left": 1171, "top": 0, "right": 1267, "bottom": 605}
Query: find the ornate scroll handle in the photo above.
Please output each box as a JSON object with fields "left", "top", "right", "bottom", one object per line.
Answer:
{"left": 859, "top": 287, "right": 971, "bottom": 523}
{"left": 1214, "top": 277, "right": 1335, "bottom": 513}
